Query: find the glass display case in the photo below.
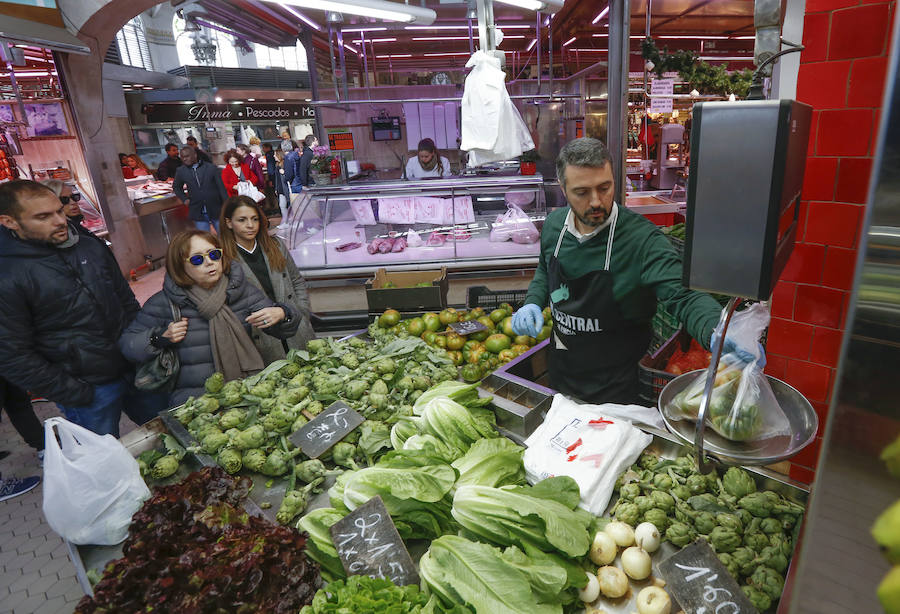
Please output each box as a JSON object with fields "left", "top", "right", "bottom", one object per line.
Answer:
{"left": 284, "top": 175, "right": 548, "bottom": 275}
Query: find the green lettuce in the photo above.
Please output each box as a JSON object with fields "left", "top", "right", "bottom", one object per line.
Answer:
{"left": 415, "top": 397, "right": 497, "bottom": 457}
{"left": 451, "top": 437, "right": 525, "bottom": 489}
{"left": 296, "top": 508, "right": 347, "bottom": 582}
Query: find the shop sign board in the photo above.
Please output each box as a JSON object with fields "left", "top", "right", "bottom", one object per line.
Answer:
{"left": 142, "top": 102, "right": 316, "bottom": 124}
{"left": 330, "top": 496, "right": 420, "bottom": 587}
{"left": 658, "top": 539, "right": 758, "bottom": 614}
{"left": 649, "top": 78, "right": 674, "bottom": 114}
{"left": 328, "top": 131, "right": 355, "bottom": 150}
{"left": 288, "top": 400, "right": 364, "bottom": 458}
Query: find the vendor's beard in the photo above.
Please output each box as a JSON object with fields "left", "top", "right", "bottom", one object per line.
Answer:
{"left": 574, "top": 206, "right": 609, "bottom": 228}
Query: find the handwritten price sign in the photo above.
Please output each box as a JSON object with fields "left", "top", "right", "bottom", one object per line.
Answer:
{"left": 658, "top": 540, "right": 758, "bottom": 614}
{"left": 448, "top": 320, "right": 488, "bottom": 336}
{"left": 330, "top": 496, "right": 419, "bottom": 586}
{"left": 289, "top": 400, "right": 364, "bottom": 458}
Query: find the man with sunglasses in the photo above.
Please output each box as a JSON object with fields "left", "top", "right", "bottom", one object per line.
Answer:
{"left": 0, "top": 180, "right": 164, "bottom": 436}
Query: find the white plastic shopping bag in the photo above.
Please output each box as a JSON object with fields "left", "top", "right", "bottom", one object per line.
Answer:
{"left": 524, "top": 395, "right": 652, "bottom": 515}
{"left": 42, "top": 417, "right": 150, "bottom": 545}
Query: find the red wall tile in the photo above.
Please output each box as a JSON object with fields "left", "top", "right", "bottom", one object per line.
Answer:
{"left": 797, "top": 61, "right": 852, "bottom": 109}
{"left": 791, "top": 437, "right": 824, "bottom": 469}
{"left": 829, "top": 4, "right": 891, "bottom": 60}
{"left": 781, "top": 243, "right": 826, "bottom": 284}
{"left": 786, "top": 359, "right": 832, "bottom": 402}
{"left": 805, "top": 201, "right": 863, "bottom": 248}
{"left": 789, "top": 464, "right": 816, "bottom": 484}
{"left": 848, "top": 57, "right": 889, "bottom": 107}
{"left": 817, "top": 109, "right": 873, "bottom": 156}
{"left": 770, "top": 281, "right": 796, "bottom": 320}
{"left": 807, "top": 0, "right": 859, "bottom": 11}
{"left": 810, "top": 327, "right": 844, "bottom": 365}
{"left": 802, "top": 157, "right": 838, "bottom": 202}
{"left": 821, "top": 246, "right": 858, "bottom": 290}
{"left": 802, "top": 13, "right": 831, "bottom": 62}
{"left": 836, "top": 157, "right": 874, "bottom": 204}
{"left": 795, "top": 285, "right": 847, "bottom": 328}
{"left": 768, "top": 317, "right": 815, "bottom": 360}
{"left": 765, "top": 354, "right": 789, "bottom": 380}
{"left": 811, "top": 402, "right": 831, "bottom": 432}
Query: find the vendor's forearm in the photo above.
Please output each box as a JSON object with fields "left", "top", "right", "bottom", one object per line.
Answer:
{"left": 524, "top": 260, "right": 550, "bottom": 307}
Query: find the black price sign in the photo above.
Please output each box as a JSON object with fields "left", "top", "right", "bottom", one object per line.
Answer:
{"left": 330, "top": 496, "right": 419, "bottom": 587}
{"left": 289, "top": 400, "right": 364, "bottom": 458}
{"left": 658, "top": 540, "right": 758, "bottom": 614}
{"left": 448, "top": 320, "right": 488, "bottom": 336}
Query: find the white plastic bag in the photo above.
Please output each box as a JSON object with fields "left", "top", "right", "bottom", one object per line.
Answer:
{"left": 667, "top": 303, "right": 791, "bottom": 442}
{"left": 524, "top": 395, "right": 652, "bottom": 515}
{"left": 406, "top": 228, "right": 423, "bottom": 247}
{"left": 489, "top": 204, "right": 539, "bottom": 244}
{"left": 236, "top": 180, "right": 265, "bottom": 202}
{"left": 42, "top": 417, "right": 150, "bottom": 545}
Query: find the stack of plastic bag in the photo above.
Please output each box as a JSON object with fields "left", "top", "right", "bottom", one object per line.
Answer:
{"left": 524, "top": 395, "right": 653, "bottom": 516}
{"left": 460, "top": 51, "right": 534, "bottom": 167}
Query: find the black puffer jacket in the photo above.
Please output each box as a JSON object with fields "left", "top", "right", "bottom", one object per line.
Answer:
{"left": 118, "top": 265, "right": 298, "bottom": 406}
{"left": 0, "top": 224, "right": 139, "bottom": 406}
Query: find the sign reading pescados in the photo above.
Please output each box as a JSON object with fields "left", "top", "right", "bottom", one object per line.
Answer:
{"left": 143, "top": 102, "right": 316, "bottom": 124}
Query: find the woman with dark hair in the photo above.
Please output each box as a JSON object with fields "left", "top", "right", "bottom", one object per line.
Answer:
{"left": 221, "top": 148, "right": 261, "bottom": 197}
{"left": 237, "top": 143, "right": 266, "bottom": 187}
{"left": 125, "top": 154, "right": 153, "bottom": 178}
{"left": 118, "top": 230, "right": 298, "bottom": 405}
{"left": 405, "top": 137, "right": 452, "bottom": 179}
{"left": 219, "top": 196, "right": 315, "bottom": 362}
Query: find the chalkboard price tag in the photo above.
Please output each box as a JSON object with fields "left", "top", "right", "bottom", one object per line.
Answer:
{"left": 448, "top": 320, "right": 488, "bottom": 336}
{"left": 289, "top": 400, "right": 364, "bottom": 458}
{"left": 658, "top": 539, "right": 758, "bottom": 614}
{"left": 329, "top": 495, "right": 420, "bottom": 587}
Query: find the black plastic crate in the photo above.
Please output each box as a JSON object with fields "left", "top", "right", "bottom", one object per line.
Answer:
{"left": 638, "top": 330, "right": 690, "bottom": 406}
{"left": 466, "top": 286, "right": 530, "bottom": 311}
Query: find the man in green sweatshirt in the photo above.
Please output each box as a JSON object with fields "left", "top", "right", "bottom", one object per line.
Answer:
{"left": 512, "top": 137, "right": 738, "bottom": 404}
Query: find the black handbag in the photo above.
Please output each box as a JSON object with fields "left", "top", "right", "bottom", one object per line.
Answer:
{"left": 134, "top": 299, "right": 181, "bottom": 392}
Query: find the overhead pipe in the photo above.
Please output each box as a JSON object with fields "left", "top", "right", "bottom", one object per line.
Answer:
{"left": 548, "top": 14, "right": 553, "bottom": 93}
{"left": 607, "top": 0, "right": 630, "bottom": 206}
{"left": 326, "top": 22, "right": 340, "bottom": 101}
{"left": 307, "top": 93, "right": 582, "bottom": 106}
{"left": 242, "top": 0, "right": 304, "bottom": 32}
{"left": 360, "top": 30, "right": 371, "bottom": 95}
{"left": 536, "top": 11, "right": 541, "bottom": 90}
{"left": 335, "top": 27, "right": 350, "bottom": 102}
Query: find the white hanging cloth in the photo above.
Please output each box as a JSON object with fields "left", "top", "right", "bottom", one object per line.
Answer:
{"left": 460, "top": 51, "right": 534, "bottom": 167}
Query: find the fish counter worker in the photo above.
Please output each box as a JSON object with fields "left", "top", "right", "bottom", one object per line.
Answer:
{"left": 405, "top": 138, "right": 453, "bottom": 179}
{"left": 511, "top": 137, "right": 760, "bottom": 404}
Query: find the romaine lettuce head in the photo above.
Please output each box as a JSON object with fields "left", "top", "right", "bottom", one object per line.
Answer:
{"left": 451, "top": 438, "right": 525, "bottom": 489}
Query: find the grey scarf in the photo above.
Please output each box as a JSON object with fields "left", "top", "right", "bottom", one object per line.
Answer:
{"left": 184, "top": 276, "right": 265, "bottom": 382}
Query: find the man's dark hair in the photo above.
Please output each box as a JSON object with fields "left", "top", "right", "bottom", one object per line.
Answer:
{"left": 165, "top": 143, "right": 178, "bottom": 152}
{"left": 262, "top": 142, "right": 272, "bottom": 151}
{"left": 0, "top": 180, "right": 56, "bottom": 219}
{"left": 186, "top": 135, "right": 198, "bottom": 145}
{"left": 556, "top": 137, "right": 613, "bottom": 189}
{"left": 303, "top": 134, "right": 317, "bottom": 147}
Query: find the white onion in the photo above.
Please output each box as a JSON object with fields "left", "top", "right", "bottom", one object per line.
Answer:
{"left": 604, "top": 521, "right": 635, "bottom": 547}
{"left": 590, "top": 531, "right": 618, "bottom": 565}
{"left": 636, "top": 586, "right": 672, "bottom": 614}
{"left": 597, "top": 565, "right": 629, "bottom": 599}
{"left": 578, "top": 570, "right": 600, "bottom": 602}
{"left": 634, "top": 522, "right": 661, "bottom": 553}
{"left": 621, "top": 546, "right": 652, "bottom": 580}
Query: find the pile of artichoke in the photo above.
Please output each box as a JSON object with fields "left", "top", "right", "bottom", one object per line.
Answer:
{"left": 613, "top": 453, "right": 805, "bottom": 611}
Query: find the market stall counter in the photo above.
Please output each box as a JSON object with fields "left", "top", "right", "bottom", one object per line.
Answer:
{"left": 125, "top": 177, "right": 194, "bottom": 264}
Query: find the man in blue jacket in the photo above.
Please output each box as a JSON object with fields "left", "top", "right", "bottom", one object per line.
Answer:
{"left": 173, "top": 146, "right": 228, "bottom": 232}
{"left": 0, "top": 180, "right": 164, "bottom": 436}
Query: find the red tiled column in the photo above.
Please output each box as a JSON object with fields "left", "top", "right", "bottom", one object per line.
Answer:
{"left": 766, "top": 0, "right": 895, "bottom": 483}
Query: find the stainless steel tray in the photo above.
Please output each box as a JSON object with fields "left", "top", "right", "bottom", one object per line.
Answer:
{"left": 659, "top": 370, "right": 819, "bottom": 465}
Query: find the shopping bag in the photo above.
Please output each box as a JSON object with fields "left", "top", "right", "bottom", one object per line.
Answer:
{"left": 42, "top": 417, "right": 150, "bottom": 545}
{"left": 236, "top": 180, "right": 266, "bottom": 202}
{"left": 489, "top": 204, "right": 539, "bottom": 244}
{"left": 134, "top": 299, "right": 181, "bottom": 392}
{"left": 667, "top": 303, "right": 791, "bottom": 442}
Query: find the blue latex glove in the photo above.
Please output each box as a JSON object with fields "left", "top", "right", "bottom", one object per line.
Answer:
{"left": 512, "top": 304, "right": 544, "bottom": 338}
{"left": 711, "top": 330, "right": 767, "bottom": 368}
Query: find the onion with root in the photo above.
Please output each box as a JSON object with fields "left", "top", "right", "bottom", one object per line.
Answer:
{"left": 621, "top": 546, "right": 652, "bottom": 580}
{"left": 636, "top": 586, "right": 672, "bottom": 614}
{"left": 597, "top": 565, "right": 629, "bottom": 599}
{"left": 634, "top": 522, "right": 661, "bottom": 553}
{"left": 590, "top": 531, "right": 618, "bottom": 566}
{"left": 604, "top": 521, "right": 635, "bottom": 548}
{"left": 579, "top": 571, "right": 601, "bottom": 602}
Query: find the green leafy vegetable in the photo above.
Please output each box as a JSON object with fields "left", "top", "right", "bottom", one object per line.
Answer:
{"left": 451, "top": 437, "right": 525, "bottom": 489}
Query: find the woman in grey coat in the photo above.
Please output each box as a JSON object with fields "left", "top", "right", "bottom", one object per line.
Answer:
{"left": 119, "top": 230, "right": 299, "bottom": 406}
{"left": 219, "top": 195, "right": 315, "bottom": 364}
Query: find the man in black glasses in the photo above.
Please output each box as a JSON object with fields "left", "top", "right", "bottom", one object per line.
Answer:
{"left": 0, "top": 180, "right": 164, "bottom": 436}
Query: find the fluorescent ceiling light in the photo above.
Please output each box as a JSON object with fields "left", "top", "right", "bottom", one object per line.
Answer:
{"left": 264, "top": 0, "right": 436, "bottom": 24}
{"left": 570, "top": 48, "right": 607, "bottom": 52}
{"left": 656, "top": 35, "right": 730, "bottom": 39}
{"left": 526, "top": 38, "right": 536, "bottom": 51}
{"left": 278, "top": 98, "right": 286, "bottom": 101}
{"left": 424, "top": 52, "right": 473, "bottom": 56}
{"left": 412, "top": 36, "right": 471, "bottom": 41}
{"left": 281, "top": 5, "right": 321, "bottom": 30}
{"left": 593, "top": 34, "right": 650, "bottom": 39}
{"left": 592, "top": 6, "right": 609, "bottom": 24}
{"left": 698, "top": 56, "right": 753, "bottom": 60}
{"left": 562, "top": 36, "right": 576, "bottom": 47}
{"left": 215, "top": 96, "right": 223, "bottom": 102}
{"left": 342, "top": 26, "right": 388, "bottom": 31}
{"left": 494, "top": 0, "right": 564, "bottom": 14}
{"left": 351, "top": 37, "right": 396, "bottom": 42}
{"left": 248, "top": 98, "right": 256, "bottom": 101}
{"left": 343, "top": 44, "right": 359, "bottom": 53}
{"left": 732, "top": 35, "right": 755, "bottom": 39}
{"left": 376, "top": 54, "right": 412, "bottom": 58}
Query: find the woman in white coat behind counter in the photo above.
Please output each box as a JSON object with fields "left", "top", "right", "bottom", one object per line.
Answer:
{"left": 405, "top": 138, "right": 453, "bottom": 179}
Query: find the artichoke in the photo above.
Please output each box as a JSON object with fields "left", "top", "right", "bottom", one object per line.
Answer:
{"left": 307, "top": 339, "right": 329, "bottom": 354}
{"left": 672, "top": 484, "right": 691, "bottom": 501}
{"left": 744, "top": 531, "right": 770, "bottom": 552}
{"left": 694, "top": 511, "right": 717, "bottom": 535}
{"left": 295, "top": 459, "right": 328, "bottom": 484}
{"left": 217, "top": 447, "right": 243, "bottom": 474}
{"left": 275, "top": 478, "right": 323, "bottom": 524}
{"left": 639, "top": 453, "right": 659, "bottom": 470}
{"left": 412, "top": 375, "right": 431, "bottom": 391}
{"left": 250, "top": 380, "right": 276, "bottom": 398}
{"left": 234, "top": 425, "right": 266, "bottom": 450}
{"left": 769, "top": 533, "right": 792, "bottom": 558}
{"left": 757, "top": 545, "right": 788, "bottom": 574}
{"left": 619, "top": 483, "right": 641, "bottom": 501}
{"left": 741, "top": 586, "right": 772, "bottom": 612}
{"left": 722, "top": 467, "right": 757, "bottom": 499}
{"left": 288, "top": 373, "right": 309, "bottom": 388}
{"left": 643, "top": 508, "right": 670, "bottom": 532}
{"left": 242, "top": 448, "right": 268, "bottom": 473}
{"left": 375, "top": 357, "right": 395, "bottom": 374}
{"left": 748, "top": 565, "right": 785, "bottom": 601}
{"left": 333, "top": 442, "right": 360, "bottom": 471}
{"left": 759, "top": 517, "right": 782, "bottom": 535}
{"left": 260, "top": 450, "right": 291, "bottom": 477}
{"left": 735, "top": 508, "right": 753, "bottom": 527}
{"left": 341, "top": 353, "right": 360, "bottom": 369}
{"left": 649, "top": 490, "right": 675, "bottom": 513}
{"left": 776, "top": 512, "right": 798, "bottom": 531}
{"left": 291, "top": 414, "right": 309, "bottom": 433}
{"left": 685, "top": 474, "right": 708, "bottom": 495}
{"left": 716, "top": 512, "right": 744, "bottom": 534}
{"left": 665, "top": 521, "right": 695, "bottom": 547}
{"left": 368, "top": 393, "right": 388, "bottom": 411}
{"left": 307, "top": 401, "right": 324, "bottom": 416}
{"left": 218, "top": 408, "right": 247, "bottom": 430}
{"left": 615, "top": 502, "right": 641, "bottom": 526}
{"left": 200, "top": 431, "right": 230, "bottom": 455}
{"left": 370, "top": 379, "right": 389, "bottom": 396}
{"left": 738, "top": 492, "right": 773, "bottom": 518}
{"left": 718, "top": 552, "right": 741, "bottom": 578}
{"left": 204, "top": 372, "right": 224, "bottom": 394}
{"left": 345, "top": 380, "right": 368, "bottom": 400}
{"left": 193, "top": 394, "right": 220, "bottom": 414}
{"left": 278, "top": 386, "right": 308, "bottom": 406}
{"left": 709, "top": 526, "right": 741, "bottom": 553}
{"left": 260, "top": 397, "right": 278, "bottom": 413}
{"left": 173, "top": 404, "right": 195, "bottom": 425}
{"left": 731, "top": 546, "right": 757, "bottom": 576}
{"left": 653, "top": 473, "right": 674, "bottom": 490}
{"left": 150, "top": 455, "right": 179, "bottom": 480}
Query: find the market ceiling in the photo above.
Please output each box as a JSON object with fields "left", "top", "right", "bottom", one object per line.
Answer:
{"left": 190, "top": 0, "right": 755, "bottom": 67}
